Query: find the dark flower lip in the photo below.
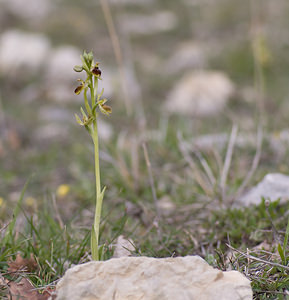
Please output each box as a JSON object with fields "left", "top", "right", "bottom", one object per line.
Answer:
{"left": 100, "top": 104, "right": 112, "bottom": 115}
{"left": 92, "top": 66, "right": 101, "bottom": 77}
{"left": 74, "top": 84, "right": 84, "bottom": 95}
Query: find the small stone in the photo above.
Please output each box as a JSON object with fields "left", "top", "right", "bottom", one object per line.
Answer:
{"left": 56, "top": 256, "right": 252, "bottom": 300}
{"left": 157, "top": 196, "right": 176, "bottom": 216}
{"left": 238, "top": 173, "right": 289, "bottom": 206}
{"left": 165, "top": 71, "right": 235, "bottom": 117}
{"left": 113, "top": 235, "right": 135, "bottom": 258}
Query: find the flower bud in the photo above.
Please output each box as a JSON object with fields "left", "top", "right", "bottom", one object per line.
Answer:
{"left": 73, "top": 65, "right": 83, "bottom": 72}
{"left": 83, "top": 51, "right": 94, "bottom": 68}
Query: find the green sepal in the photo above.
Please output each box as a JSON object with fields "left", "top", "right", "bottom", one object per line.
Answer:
{"left": 80, "top": 107, "right": 88, "bottom": 119}
{"left": 99, "top": 104, "right": 112, "bottom": 116}
{"left": 75, "top": 113, "right": 84, "bottom": 125}
{"left": 79, "top": 107, "right": 94, "bottom": 126}
{"left": 80, "top": 54, "right": 90, "bottom": 73}
{"left": 96, "top": 88, "right": 104, "bottom": 102}
{"left": 73, "top": 65, "right": 83, "bottom": 72}
{"left": 83, "top": 51, "right": 94, "bottom": 69}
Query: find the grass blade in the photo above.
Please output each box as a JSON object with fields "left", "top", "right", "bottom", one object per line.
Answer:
{"left": 2, "top": 176, "right": 32, "bottom": 246}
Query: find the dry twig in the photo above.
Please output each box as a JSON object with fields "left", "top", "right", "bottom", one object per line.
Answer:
{"left": 226, "top": 244, "right": 289, "bottom": 272}
{"left": 220, "top": 124, "right": 238, "bottom": 201}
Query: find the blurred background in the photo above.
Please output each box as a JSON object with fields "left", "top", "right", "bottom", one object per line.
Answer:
{"left": 1, "top": 0, "right": 289, "bottom": 234}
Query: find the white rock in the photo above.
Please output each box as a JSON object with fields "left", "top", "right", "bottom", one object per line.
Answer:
{"left": 56, "top": 256, "right": 252, "bottom": 300}
{"left": 238, "top": 173, "right": 289, "bottom": 206}
{"left": 113, "top": 235, "right": 135, "bottom": 258}
{"left": 120, "top": 11, "right": 177, "bottom": 35}
{"left": 46, "top": 46, "right": 80, "bottom": 83}
{"left": 44, "top": 46, "right": 81, "bottom": 102}
{"left": 0, "top": 0, "right": 51, "bottom": 21}
{"left": 165, "top": 71, "right": 235, "bottom": 117}
{"left": 0, "top": 30, "right": 51, "bottom": 78}
{"left": 33, "top": 123, "right": 69, "bottom": 141}
{"left": 165, "top": 42, "right": 207, "bottom": 73}
{"left": 108, "top": 0, "right": 154, "bottom": 5}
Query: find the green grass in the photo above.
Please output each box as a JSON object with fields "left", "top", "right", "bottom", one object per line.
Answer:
{"left": 1, "top": 120, "right": 289, "bottom": 299}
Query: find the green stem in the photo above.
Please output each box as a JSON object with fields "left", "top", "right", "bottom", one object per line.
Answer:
{"left": 93, "top": 120, "right": 101, "bottom": 197}
{"left": 84, "top": 88, "right": 92, "bottom": 115}
{"left": 89, "top": 75, "right": 95, "bottom": 107}
{"left": 91, "top": 119, "right": 103, "bottom": 260}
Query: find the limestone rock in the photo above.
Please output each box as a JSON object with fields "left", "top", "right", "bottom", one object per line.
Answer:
{"left": 113, "top": 235, "right": 135, "bottom": 258}
{"left": 44, "top": 46, "right": 81, "bottom": 102}
{"left": 165, "top": 71, "right": 235, "bottom": 117}
{"left": 165, "top": 42, "right": 207, "bottom": 74}
{"left": 56, "top": 256, "right": 252, "bottom": 300}
{"left": 0, "top": 0, "right": 52, "bottom": 22}
{"left": 238, "top": 173, "right": 289, "bottom": 206}
{"left": 0, "top": 30, "right": 51, "bottom": 78}
{"left": 120, "top": 11, "right": 177, "bottom": 35}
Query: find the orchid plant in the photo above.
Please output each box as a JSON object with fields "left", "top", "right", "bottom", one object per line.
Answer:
{"left": 74, "top": 51, "right": 111, "bottom": 260}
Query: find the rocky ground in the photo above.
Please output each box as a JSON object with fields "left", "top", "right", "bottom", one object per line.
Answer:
{"left": 1, "top": 0, "right": 289, "bottom": 299}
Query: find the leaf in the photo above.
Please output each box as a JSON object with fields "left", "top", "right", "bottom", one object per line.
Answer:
{"left": 283, "top": 217, "right": 289, "bottom": 258}
{"left": 3, "top": 177, "right": 32, "bottom": 245}
{"left": 8, "top": 277, "right": 54, "bottom": 300}
{"left": 91, "top": 225, "right": 98, "bottom": 260}
{"left": 8, "top": 253, "right": 38, "bottom": 274}
{"left": 277, "top": 243, "right": 285, "bottom": 264}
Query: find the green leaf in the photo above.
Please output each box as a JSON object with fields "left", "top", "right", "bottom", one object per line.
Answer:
{"left": 283, "top": 217, "right": 289, "bottom": 262}
{"left": 278, "top": 243, "right": 285, "bottom": 264}
{"left": 91, "top": 225, "right": 98, "bottom": 260}
{"left": 3, "top": 176, "right": 32, "bottom": 245}
{"left": 98, "top": 244, "right": 105, "bottom": 260}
